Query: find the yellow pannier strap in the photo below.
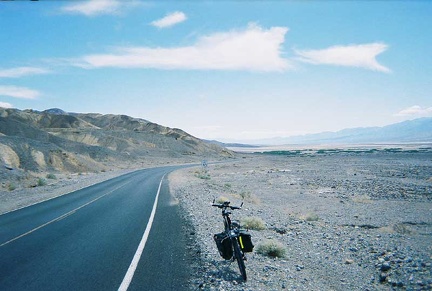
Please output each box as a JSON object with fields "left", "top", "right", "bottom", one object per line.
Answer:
{"left": 239, "top": 236, "right": 244, "bottom": 249}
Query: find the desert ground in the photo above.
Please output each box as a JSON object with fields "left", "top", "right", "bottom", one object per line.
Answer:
{"left": 169, "top": 150, "right": 432, "bottom": 290}
{"left": 1, "top": 149, "right": 431, "bottom": 290}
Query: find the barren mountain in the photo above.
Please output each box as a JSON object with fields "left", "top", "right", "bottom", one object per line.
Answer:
{"left": 248, "top": 118, "right": 432, "bottom": 145}
{"left": 0, "top": 108, "right": 232, "bottom": 189}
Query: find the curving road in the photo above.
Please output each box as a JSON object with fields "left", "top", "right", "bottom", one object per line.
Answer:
{"left": 0, "top": 166, "right": 193, "bottom": 290}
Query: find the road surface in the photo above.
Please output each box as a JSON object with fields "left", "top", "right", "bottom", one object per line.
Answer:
{"left": 0, "top": 166, "right": 194, "bottom": 290}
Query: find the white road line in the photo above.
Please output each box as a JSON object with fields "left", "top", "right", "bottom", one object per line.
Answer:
{"left": 0, "top": 181, "right": 132, "bottom": 248}
{"left": 118, "top": 175, "right": 165, "bottom": 291}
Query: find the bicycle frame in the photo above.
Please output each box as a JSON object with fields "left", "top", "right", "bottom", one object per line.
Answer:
{"left": 222, "top": 209, "right": 233, "bottom": 232}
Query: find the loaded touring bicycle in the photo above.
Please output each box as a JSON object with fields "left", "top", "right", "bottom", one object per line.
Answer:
{"left": 212, "top": 200, "right": 254, "bottom": 281}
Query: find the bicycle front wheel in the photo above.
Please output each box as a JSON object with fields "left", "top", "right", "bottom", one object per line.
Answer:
{"left": 233, "top": 237, "right": 247, "bottom": 281}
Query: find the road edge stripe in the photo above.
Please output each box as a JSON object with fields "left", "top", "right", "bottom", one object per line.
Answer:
{"left": 118, "top": 174, "right": 165, "bottom": 291}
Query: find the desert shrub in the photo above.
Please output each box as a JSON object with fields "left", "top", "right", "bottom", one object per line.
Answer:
{"left": 46, "top": 173, "right": 57, "bottom": 179}
{"left": 241, "top": 216, "right": 266, "bottom": 230}
{"left": 380, "top": 223, "right": 413, "bottom": 235}
{"left": 7, "top": 182, "right": 16, "bottom": 191}
{"left": 393, "top": 223, "right": 412, "bottom": 235}
{"left": 352, "top": 194, "right": 373, "bottom": 203}
{"left": 194, "top": 170, "right": 210, "bottom": 180}
{"left": 239, "top": 191, "right": 251, "bottom": 200}
{"left": 301, "top": 212, "right": 320, "bottom": 222}
{"left": 235, "top": 191, "right": 260, "bottom": 204}
{"left": 256, "top": 239, "right": 286, "bottom": 258}
{"left": 215, "top": 196, "right": 230, "bottom": 204}
{"left": 37, "top": 178, "right": 47, "bottom": 186}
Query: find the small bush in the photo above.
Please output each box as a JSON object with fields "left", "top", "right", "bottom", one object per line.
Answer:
{"left": 239, "top": 191, "right": 251, "bottom": 200}
{"left": 256, "top": 239, "right": 286, "bottom": 258}
{"left": 235, "top": 191, "right": 260, "bottom": 204}
{"left": 46, "top": 173, "right": 57, "bottom": 179}
{"left": 7, "top": 182, "right": 16, "bottom": 191}
{"left": 393, "top": 223, "right": 412, "bottom": 235}
{"left": 302, "top": 212, "right": 320, "bottom": 222}
{"left": 352, "top": 194, "right": 373, "bottom": 204}
{"left": 241, "top": 216, "right": 266, "bottom": 230}
{"left": 37, "top": 178, "right": 47, "bottom": 186}
{"left": 194, "top": 170, "right": 210, "bottom": 180}
{"left": 215, "top": 196, "right": 230, "bottom": 204}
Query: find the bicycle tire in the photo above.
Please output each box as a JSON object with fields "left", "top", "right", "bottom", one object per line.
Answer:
{"left": 233, "top": 237, "right": 247, "bottom": 281}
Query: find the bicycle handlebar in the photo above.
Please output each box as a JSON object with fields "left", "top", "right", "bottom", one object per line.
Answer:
{"left": 211, "top": 200, "right": 243, "bottom": 210}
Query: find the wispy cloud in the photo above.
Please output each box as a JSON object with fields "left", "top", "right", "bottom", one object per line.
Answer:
{"left": 295, "top": 43, "right": 390, "bottom": 72}
{"left": 394, "top": 105, "right": 432, "bottom": 117}
{"left": 0, "top": 86, "right": 41, "bottom": 99}
{"left": 0, "top": 67, "right": 50, "bottom": 78}
{"left": 151, "top": 11, "right": 187, "bottom": 28}
{"left": 60, "top": 0, "right": 122, "bottom": 16}
{"left": 75, "top": 24, "right": 291, "bottom": 72}
{"left": 0, "top": 102, "right": 13, "bottom": 109}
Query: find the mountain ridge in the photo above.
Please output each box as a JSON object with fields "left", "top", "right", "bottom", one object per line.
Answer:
{"left": 244, "top": 117, "right": 432, "bottom": 145}
{"left": 0, "top": 108, "right": 232, "bottom": 180}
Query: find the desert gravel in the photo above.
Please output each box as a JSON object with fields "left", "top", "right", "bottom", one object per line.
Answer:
{"left": 169, "top": 152, "right": 432, "bottom": 290}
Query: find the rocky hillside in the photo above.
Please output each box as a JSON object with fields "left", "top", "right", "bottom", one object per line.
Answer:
{"left": 0, "top": 108, "right": 232, "bottom": 186}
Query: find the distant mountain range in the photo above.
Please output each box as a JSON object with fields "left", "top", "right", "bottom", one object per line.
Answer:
{"left": 237, "top": 118, "right": 432, "bottom": 146}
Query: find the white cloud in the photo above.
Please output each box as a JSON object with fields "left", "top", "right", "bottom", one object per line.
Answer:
{"left": 0, "top": 102, "right": 13, "bottom": 108}
{"left": 394, "top": 105, "right": 432, "bottom": 117}
{"left": 0, "top": 86, "right": 41, "bottom": 99}
{"left": 151, "top": 11, "right": 187, "bottom": 28}
{"left": 76, "top": 24, "right": 291, "bottom": 72}
{"left": 295, "top": 43, "right": 390, "bottom": 72}
{"left": 0, "top": 67, "right": 49, "bottom": 78}
{"left": 61, "top": 0, "right": 122, "bottom": 16}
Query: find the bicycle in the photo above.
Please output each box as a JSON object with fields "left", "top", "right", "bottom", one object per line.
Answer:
{"left": 212, "top": 200, "right": 254, "bottom": 281}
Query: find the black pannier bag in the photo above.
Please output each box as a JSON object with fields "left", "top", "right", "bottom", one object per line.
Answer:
{"left": 238, "top": 230, "right": 254, "bottom": 252}
{"left": 214, "top": 232, "right": 233, "bottom": 260}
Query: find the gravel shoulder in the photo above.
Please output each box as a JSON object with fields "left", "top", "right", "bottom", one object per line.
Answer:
{"left": 169, "top": 152, "right": 432, "bottom": 290}
{"left": 0, "top": 168, "right": 136, "bottom": 215}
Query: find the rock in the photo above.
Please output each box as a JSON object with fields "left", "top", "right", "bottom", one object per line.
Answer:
{"left": 4, "top": 165, "right": 14, "bottom": 171}
{"left": 379, "top": 272, "right": 388, "bottom": 282}
{"left": 381, "top": 262, "right": 391, "bottom": 272}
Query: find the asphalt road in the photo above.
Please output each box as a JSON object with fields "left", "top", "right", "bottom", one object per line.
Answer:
{"left": 0, "top": 166, "right": 193, "bottom": 291}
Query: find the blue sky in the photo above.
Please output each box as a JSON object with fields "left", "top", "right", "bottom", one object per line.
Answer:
{"left": 0, "top": 1, "right": 431, "bottom": 142}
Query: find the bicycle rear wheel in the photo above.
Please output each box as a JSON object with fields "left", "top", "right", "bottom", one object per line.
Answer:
{"left": 233, "top": 237, "right": 247, "bottom": 281}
